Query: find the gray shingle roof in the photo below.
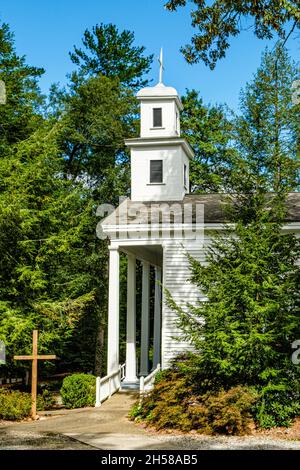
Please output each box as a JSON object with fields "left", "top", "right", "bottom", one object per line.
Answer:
{"left": 101, "top": 193, "right": 300, "bottom": 226}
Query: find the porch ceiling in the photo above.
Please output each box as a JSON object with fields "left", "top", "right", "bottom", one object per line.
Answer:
{"left": 120, "top": 244, "right": 163, "bottom": 267}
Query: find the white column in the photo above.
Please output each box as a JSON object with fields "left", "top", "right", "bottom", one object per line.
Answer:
{"left": 124, "top": 254, "right": 138, "bottom": 383}
{"left": 107, "top": 246, "right": 120, "bottom": 375}
{"left": 140, "top": 261, "right": 150, "bottom": 376}
{"left": 153, "top": 266, "right": 162, "bottom": 369}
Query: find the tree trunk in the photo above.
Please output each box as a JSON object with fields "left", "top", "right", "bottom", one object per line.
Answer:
{"left": 94, "top": 316, "right": 105, "bottom": 377}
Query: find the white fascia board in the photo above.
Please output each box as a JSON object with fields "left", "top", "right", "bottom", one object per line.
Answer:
{"left": 101, "top": 222, "right": 300, "bottom": 240}
{"left": 125, "top": 137, "right": 194, "bottom": 160}
{"left": 136, "top": 94, "right": 183, "bottom": 111}
{"left": 101, "top": 223, "right": 229, "bottom": 242}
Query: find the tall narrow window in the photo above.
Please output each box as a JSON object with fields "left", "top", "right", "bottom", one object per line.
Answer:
{"left": 184, "top": 164, "right": 187, "bottom": 189}
{"left": 150, "top": 160, "right": 163, "bottom": 183}
{"left": 153, "top": 108, "right": 162, "bottom": 127}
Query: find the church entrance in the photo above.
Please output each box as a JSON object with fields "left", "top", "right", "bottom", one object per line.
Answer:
{"left": 106, "top": 243, "right": 163, "bottom": 385}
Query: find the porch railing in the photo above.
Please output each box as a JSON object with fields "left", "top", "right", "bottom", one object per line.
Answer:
{"left": 95, "top": 363, "right": 125, "bottom": 407}
{"left": 140, "top": 363, "right": 161, "bottom": 397}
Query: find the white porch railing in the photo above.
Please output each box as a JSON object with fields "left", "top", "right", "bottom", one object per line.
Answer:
{"left": 140, "top": 363, "right": 161, "bottom": 397}
{"left": 95, "top": 363, "right": 125, "bottom": 407}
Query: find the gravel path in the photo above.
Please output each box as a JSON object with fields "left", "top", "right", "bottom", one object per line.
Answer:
{"left": 151, "top": 434, "right": 300, "bottom": 450}
{"left": 0, "top": 428, "right": 96, "bottom": 450}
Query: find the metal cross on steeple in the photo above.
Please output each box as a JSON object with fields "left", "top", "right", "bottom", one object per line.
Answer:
{"left": 158, "top": 48, "right": 164, "bottom": 84}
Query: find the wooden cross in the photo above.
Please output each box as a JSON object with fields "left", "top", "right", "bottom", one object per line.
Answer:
{"left": 14, "top": 330, "right": 56, "bottom": 419}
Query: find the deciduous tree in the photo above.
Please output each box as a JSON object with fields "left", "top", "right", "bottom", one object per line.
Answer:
{"left": 165, "top": 1, "right": 300, "bottom": 69}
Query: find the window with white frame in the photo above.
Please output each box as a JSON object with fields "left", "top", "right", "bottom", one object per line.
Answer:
{"left": 150, "top": 160, "right": 163, "bottom": 183}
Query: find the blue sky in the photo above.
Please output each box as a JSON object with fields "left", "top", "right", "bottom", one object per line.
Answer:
{"left": 0, "top": 0, "right": 299, "bottom": 111}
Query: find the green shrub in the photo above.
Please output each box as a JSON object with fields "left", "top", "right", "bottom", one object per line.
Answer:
{"left": 38, "top": 389, "right": 56, "bottom": 410}
{"left": 254, "top": 385, "right": 300, "bottom": 428}
{"left": 0, "top": 390, "right": 31, "bottom": 420}
{"left": 129, "top": 402, "right": 143, "bottom": 420}
{"left": 60, "top": 373, "right": 96, "bottom": 409}
{"left": 0, "top": 388, "right": 57, "bottom": 420}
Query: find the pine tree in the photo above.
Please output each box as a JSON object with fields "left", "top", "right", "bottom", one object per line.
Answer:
{"left": 69, "top": 22, "right": 153, "bottom": 89}
{"left": 0, "top": 121, "right": 113, "bottom": 375}
{"left": 180, "top": 89, "right": 238, "bottom": 192}
{"left": 0, "top": 21, "right": 44, "bottom": 153}
{"left": 235, "top": 43, "right": 300, "bottom": 192}
{"left": 169, "top": 192, "right": 300, "bottom": 426}
{"left": 167, "top": 45, "right": 300, "bottom": 427}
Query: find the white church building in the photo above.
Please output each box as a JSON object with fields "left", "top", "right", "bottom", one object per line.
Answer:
{"left": 100, "top": 66, "right": 300, "bottom": 390}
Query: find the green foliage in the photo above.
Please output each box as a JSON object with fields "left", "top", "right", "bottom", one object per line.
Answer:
{"left": 57, "top": 75, "right": 137, "bottom": 181}
{"left": 70, "top": 22, "right": 153, "bottom": 89}
{"left": 165, "top": 192, "right": 300, "bottom": 428}
{"left": 165, "top": 1, "right": 300, "bottom": 69}
{"left": 162, "top": 46, "right": 300, "bottom": 429}
{"left": 0, "top": 390, "right": 31, "bottom": 420}
{"left": 39, "top": 389, "right": 56, "bottom": 410}
{"left": 0, "top": 19, "right": 151, "bottom": 376}
{"left": 0, "top": 21, "right": 44, "bottom": 152}
{"left": 0, "top": 389, "right": 55, "bottom": 420}
{"left": 255, "top": 384, "right": 300, "bottom": 428}
{"left": 174, "top": 196, "right": 300, "bottom": 386}
{"left": 181, "top": 89, "right": 238, "bottom": 192}
{"left": 60, "top": 373, "right": 96, "bottom": 409}
{"left": 0, "top": 124, "right": 103, "bottom": 374}
{"left": 235, "top": 44, "right": 300, "bottom": 192}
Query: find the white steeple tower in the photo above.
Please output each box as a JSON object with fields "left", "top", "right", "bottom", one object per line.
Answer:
{"left": 125, "top": 52, "right": 194, "bottom": 202}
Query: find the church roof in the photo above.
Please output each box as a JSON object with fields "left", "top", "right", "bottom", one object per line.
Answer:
{"left": 137, "top": 82, "right": 183, "bottom": 110}
{"left": 101, "top": 193, "right": 300, "bottom": 226}
{"left": 137, "top": 82, "right": 178, "bottom": 98}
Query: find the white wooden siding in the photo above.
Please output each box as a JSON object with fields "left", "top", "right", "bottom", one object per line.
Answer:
{"left": 161, "top": 240, "right": 208, "bottom": 368}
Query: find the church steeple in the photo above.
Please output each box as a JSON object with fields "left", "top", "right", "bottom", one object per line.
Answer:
{"left": 136, "top": 51, "right": 182, "bottom": 139}
{"left": 125, "top": 52, "right": 194, "bottom": 202}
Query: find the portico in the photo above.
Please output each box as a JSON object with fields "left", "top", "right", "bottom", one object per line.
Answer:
{"left": 106, "top": 242, "right": 163, "bottom": 383}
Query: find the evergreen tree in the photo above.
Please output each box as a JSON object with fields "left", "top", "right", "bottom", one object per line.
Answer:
{"left": 235, "top": 44, "right": 300, "bottom": 192}
{"left": 57, "top": 75, "right": 137, "bottom": 185}
{"left": 166, "top": 46, "right": 300, "bottom": 428}
{"left": 69, "top": 23, "right": 153, "bottom": 89}
{"left": 0, "top": 123, "right": 109, "bottom": 374}
{"left": 169, "top": 192, "right": 300, "bottom": 426}
{"left": 0, "top": 21, "right": 44, "bottom": 153}
{"left": 180, "top": 89, "right": 238, "bottom": 192}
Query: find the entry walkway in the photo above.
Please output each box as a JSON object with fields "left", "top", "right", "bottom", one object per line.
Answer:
{"left": 1, "top": 391, "right": 300, "bottom": 450}
{"left": 0, "top": 391, "right": 179, "bottom": 450}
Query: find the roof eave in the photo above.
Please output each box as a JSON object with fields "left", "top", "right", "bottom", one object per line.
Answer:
{"left": 125, "top": 137, "right": 194, "bottom": 160}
